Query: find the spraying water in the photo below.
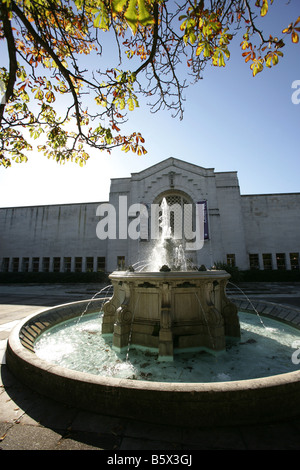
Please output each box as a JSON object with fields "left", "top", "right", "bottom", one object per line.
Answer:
{"left": 76, "top": 284, "right": 113, "bottom": 326}
{"left": 227, "top": 281, "right": 266, "bottom": 328}
{"left": 147, "top": 198, "right": 188, "bottom": 271}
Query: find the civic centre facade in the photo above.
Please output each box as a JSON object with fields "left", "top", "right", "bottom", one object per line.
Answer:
{"left": 0, "top": 157, "right": 299, "bottom": 274}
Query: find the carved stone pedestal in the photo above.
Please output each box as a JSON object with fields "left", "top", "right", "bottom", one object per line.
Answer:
{"left": 102, "top": 270, "right": 240, "bottom": 361}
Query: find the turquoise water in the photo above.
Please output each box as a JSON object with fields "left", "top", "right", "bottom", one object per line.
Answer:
{"left": 34, "top": 311, "right": 300, "bottom": 383}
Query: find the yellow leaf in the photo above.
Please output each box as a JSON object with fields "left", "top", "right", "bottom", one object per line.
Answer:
{"left": 92, "top": 2, "right": 109, "bottom": 30}
{"left": 251, "top": 59, "right": 263, "bottom": 77}
{"left": 219, "top": 53, "right": 225, "bottom": 67}
{"left": 124, "top": 0, "right": 139, "bottom": 34}
{"left": 127, "top": 97, "right": 134, "bottom": 111}
{"left": 137, "top": 0, "right": 154, "bottom": 27}
{"left": 122, "top": 0, "right": 154, "bottom": 34}
{"left": 45, "top": 91, "right": 55, "bottom": 103}
{"left": 112, "top": 0, "right": 128, "bottom": 13}
{"left": 122, "top": 144, "right": 130, "bottom": 152}
{"left": 260, "top": 0, "right": 268, "bottom": 17}
{"left": 292, "top": 31, "right": 299, "bottom": 43}
{"left": 196, "top": 43, "right": 205, "bottom": 56}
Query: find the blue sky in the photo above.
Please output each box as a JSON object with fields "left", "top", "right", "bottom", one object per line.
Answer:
{"left": 0, "top": 1, "right": 299, "bottom": 207}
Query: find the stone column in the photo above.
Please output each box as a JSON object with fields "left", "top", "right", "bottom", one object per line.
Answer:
{"left": 113, "top": 305, "right": 133, "bottom": 350}
{"left": 158, "top": 282, "right": 173, "bottom": 360}
{"left": 111, "top": 281, "right": 133, "bottom": 351}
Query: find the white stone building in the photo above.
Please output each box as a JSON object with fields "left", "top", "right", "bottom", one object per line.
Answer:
{"left": 0, "top": 157, "right": 299, "bottom": 274}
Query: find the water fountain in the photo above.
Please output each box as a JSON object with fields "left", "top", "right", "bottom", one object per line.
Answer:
{"left": 5, "top": 198, "right": 300, "bottom": 427}
{"left": 101, "top": 198, "right": 240, "bottom": 360}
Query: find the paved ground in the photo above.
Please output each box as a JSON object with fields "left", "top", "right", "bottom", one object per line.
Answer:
{"left": 1, "top": 282, "right": 300, "bottom": 451}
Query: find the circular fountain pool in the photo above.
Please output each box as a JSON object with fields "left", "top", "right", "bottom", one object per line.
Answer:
{"left": 34, "top": 311, "right": 300, "bottom": 383}
{"left": 6, "top": 297, "right": 300, "bottom": 427}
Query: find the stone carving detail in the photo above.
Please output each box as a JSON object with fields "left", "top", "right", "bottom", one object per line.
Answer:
{"left": 116, "top": 306, "right": 132, "bottom": 324}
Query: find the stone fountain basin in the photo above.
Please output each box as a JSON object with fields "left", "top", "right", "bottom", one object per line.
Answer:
{"left": 5, "top": 297, "right": 300, "bottom": 427}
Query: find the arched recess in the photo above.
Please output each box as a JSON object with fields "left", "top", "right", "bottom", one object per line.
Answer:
{"left": 153, "top": 189, "right": 193, "bottom": 206}
{"left": 152, "top": 189, "right": 195, "bottom": 242}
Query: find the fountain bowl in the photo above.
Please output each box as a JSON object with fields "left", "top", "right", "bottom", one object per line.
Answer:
{"left": 5, "top": 296, "right": 300, "bottom": 427}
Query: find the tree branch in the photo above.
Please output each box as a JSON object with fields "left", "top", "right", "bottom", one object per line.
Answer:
{"left": 11, "top": 0, "right": 83, "bottom": 135}
{"left": 134, "top": 3, "right": 159, "bottom": 77}
{"left": 0, "top": 2, "right": 18, "bottom": 123}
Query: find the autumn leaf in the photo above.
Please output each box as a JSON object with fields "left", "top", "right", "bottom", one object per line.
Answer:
{"left": 127, "top": 96, "right": 134, "bottom": 110}
{"left": 292, "top": 31, "right": 299, "bottom": 44}
{"left": 114, "top": 0, "right": 154, "bottom": 34}
{"left": 260, "top": 0, "right": 269, "bottom": 17}
{"left": 92, "top": 2, "right": 109, "bottom": 31}
{"left": 196, "top": 43, "right": 205, "bottom": 56}
{"left": 112, "top": 122, "right": 121, "bottom": 132}
{"left": 45, "top": 91, "right": 55, "bottom": 103}
{"left": 250, "top": 57, "right": 264, "bottom": 76}
{"left": 112, "top": 0, "right": 128, "bottom": 14}
{"left": 282, "top": 17, "right": 300, "bottom": 44}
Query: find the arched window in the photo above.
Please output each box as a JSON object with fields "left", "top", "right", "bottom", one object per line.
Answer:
{"left": 153, "top": 191, "right": 194, "bottom": 240}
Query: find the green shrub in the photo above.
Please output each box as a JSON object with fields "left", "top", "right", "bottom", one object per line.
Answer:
{"left": 0, "top": 271, "right": 109, "bottom": 284}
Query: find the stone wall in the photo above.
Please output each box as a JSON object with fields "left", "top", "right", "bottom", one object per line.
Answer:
{"left": 241, "top": 193, "right": 300, "bottom": 270}
{"left": 0, "top": 202, "right": 107, "bottom": 273}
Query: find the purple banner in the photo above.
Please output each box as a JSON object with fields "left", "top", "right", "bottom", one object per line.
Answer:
{"left": 197, "top": 200, "right": 209, "bottom": 240}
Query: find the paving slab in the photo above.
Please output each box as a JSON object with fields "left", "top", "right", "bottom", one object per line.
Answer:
{"left": 239, "top": 421, "right": 300, "bottom": 450}
{"left": 0, "top": 423, "right": 63, "bottom": 450}
{"left": 56, "top": 430, "right": 119, "bottom": 450}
